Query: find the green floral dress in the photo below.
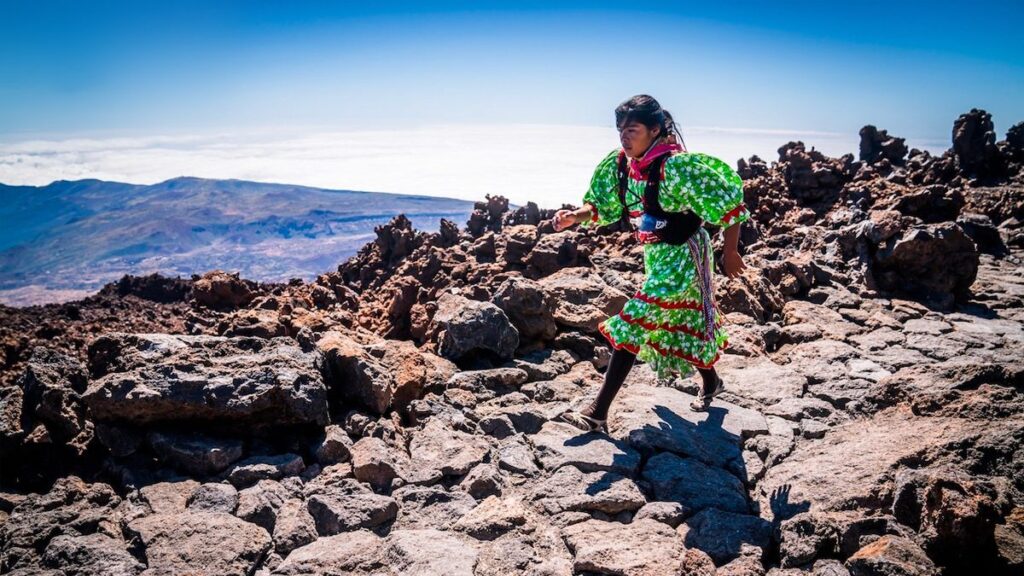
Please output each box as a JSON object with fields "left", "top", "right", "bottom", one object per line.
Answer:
{"left": 581, "top": 147, "right": 751, "bottom": 377}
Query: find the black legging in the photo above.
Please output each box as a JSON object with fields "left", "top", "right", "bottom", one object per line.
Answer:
{"left": 585, "top": 347, "right": 719, "bottom": 420}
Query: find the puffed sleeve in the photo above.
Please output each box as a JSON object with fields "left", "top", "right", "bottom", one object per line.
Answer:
{"left": 580, "top": 149, "right": 624, "bottom": 228}
{"left": 659, "top": 152, "right": 751, "bottom": 228}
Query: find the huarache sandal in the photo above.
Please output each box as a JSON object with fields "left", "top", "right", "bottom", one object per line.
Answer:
{"left": 690, "top": 373, "right": 725, "bottom": 412}
{"left": 558, "top": 410, "right": 608, "bottom": 433}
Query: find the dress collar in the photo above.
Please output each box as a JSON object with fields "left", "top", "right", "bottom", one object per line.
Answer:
{"left": 627, "top": 141, "right": 684, "bottom": 179}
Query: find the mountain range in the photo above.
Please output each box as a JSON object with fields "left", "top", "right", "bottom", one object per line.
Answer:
{"left": 0, "top": 177, "right": 474, "bottom": 306}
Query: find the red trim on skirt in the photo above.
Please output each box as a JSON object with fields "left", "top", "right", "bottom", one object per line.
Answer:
{"left": 632, "top": 291, "right": 704, "bottom": 311}
{"left": 598, "top": 321, "right": 726, "bottom": 369}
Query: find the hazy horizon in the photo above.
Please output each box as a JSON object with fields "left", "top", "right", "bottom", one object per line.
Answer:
{"left": 0, "top": 122, "right": 959, "bottom": 209}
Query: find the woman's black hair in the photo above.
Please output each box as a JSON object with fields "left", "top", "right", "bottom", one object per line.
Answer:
{"left": 615, "top": 94, "right": 667, "bottom": 133}
{"left": 615, "top": 94, "right": 685, "bottom": 148}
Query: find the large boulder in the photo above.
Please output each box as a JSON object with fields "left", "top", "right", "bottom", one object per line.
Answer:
{"left": 860, "top": 125, "right": 908, "bottom": 166}
{"left": 318, "top": 331, "right": 455, "bottom": 415}
{"left": 537, "top": 268, "right": 628, "bottom": 332}
{"left": 756, "top": 407, "right": 1007, "bottom": 522}
{"left": 871, "top": 222, "right": 979, "bottom": 308}
{"left": 41, "top": 533, "right": 144, "bottom": 576}
{"left": 492, "top": 277, "right": 558, "bottom": 341}
{"left": 428, "top": 292, "right": 519, "bottom": 361}
{"left": 952, "top": 108, "right": 1003, "bottom": 178}
{"left": 845, "top": 535, "right": 939, "bottom": 576}
{"left": 126, "top": 511, "right": 272, "bottom": 576}
{"left": 16, "top": 347, "right": 90, "bottom": 442}
{"left": 642, "top": 452, "right": 751, "bottom": 516}
{"left": 191, "top": 270, "right": 256, "bottom": 309}
{"left": 679, "top": 508, "right": 773, "bottom": 566}
{"left": 272, "top": 531, "right": 383, "bottom": 575}
{"left": 524, "top": 231, "right": 580, "bottom": 276}
{"left": 83, "top": 333, "right": 328, "bottom": 427}
{"left": 562, "top": 518, "right": 686, "bottom": 576}
{"left": 407, "top": 419, "right": 491, "bottom": 478}
{"left": 609, "top": 383, "right": 768, "bottom": 475}
{"left": 0, "top": 477, "right": 122, "bottom": 572}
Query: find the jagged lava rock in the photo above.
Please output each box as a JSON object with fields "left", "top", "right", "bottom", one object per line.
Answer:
{"left": 429, "top": 292, "right": 520, "bottom": 361}
{"left": 83, "top": 333, "right": 328, "bottom": 426}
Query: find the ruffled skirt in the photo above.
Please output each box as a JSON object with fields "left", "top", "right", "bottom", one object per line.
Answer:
{"left": 598, "top": 227, "right": 729, "bottom": 378}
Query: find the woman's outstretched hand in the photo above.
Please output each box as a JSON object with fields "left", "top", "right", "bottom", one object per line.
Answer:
{"left": 552, "top": 209, "right": 580, "bottom": 231}
{"left": 722, "top": 249, "right": 747, "bottom": 278}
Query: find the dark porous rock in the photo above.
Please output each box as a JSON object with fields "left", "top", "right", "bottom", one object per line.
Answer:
{"left": 679, "top": 508, "right": 772, "bottom": 566}
{"left": 453, "top": 495, "right": 528, "bottom": 540}
{"left": 529, "top": 464, "right": 646, "bottom": 515}
{"left": 391, "top": 484, "right": 478, "bottom": 530}
{"left": 17, "top": 347, "right": 90, "bottom": 442}
{"left": 235, "top": 478, "right": 292, "bottom": 532}
{"left": 496, "top": 433, "right": 540, "bottom": 476}
{"left": 187, "top": 482, "right": 239, "bottom": 513}
{"left": 84, "top": 333, "right": 328, "bottom": 427}
{"left": 407, "top": 419, "right": 491, "bottom": 478}
{"left": 609, "top": 383, "right": 768, "bottom": 474}
{"left": 227, "top": 453, "right": 305, "bottom": 488}
{"left": 138, "top": 479, "right": 199, "bottom": 514}
{"left": 871, "top": 222, "right": 980, "bottom": 307}
{"left": 860, "top": 125, "right": 908, "bottom": 166}
{"left": 756, "top": 408, "right": 998, "bottom": 522}
{"left": 41, "top": 533, "right": 144, "bottom": 576}
{"left": 507, "top": 348, "right": 576, "bottom": 382}
{"left": 957, "top": 212, "right": 1008, "bottom": 255}
{"left": 191, "top": 270, "right": 256, "bottom": 309}
{"left": 524, "top": 231, "right": 580, "bottom": 277}
{"left": 381, "top": 529, "right": 481, "bottom": 575}
{"left": 538, "top": 267, "right": 628, "bottom": 332}
{"left": 994, "top": 507, "right": 1024, "bottom": 572}
{"left": 713, "top": 354, "right": 808, "bottom": 408}
{"left": 500, "top": 224, "right": 539, "bottom": 265}
{"left": 678, "top": 548, "right": 718, "bottom": 576}
{"left": 492, "top": 276, "right": 558, "bottom": 341}
{"left": 845, "top": 535, "right": 938, "bottom": 576}
{"left": 147, "top": 431, "right": 244, "bottom": 476}
{"left": 313, "top": 424, "right": 353, "bottom": 465}
{"left": 125, "top": 511, "right": 272, "bottom": 576}
{"left": 272, "top": 498, "right": 317, "bottom": 555}
{"left": 304, "top": 478, "right": 398, "bottom": 535}
{"left": 634, "top": 501, "right": 688, "bottom": 528}
{"left": 458, "top": 462, "right": 503, "bottom": 499}
{"left": 429, "top": 292, "right": 520, "bottom": 361}
{"left": 319, "top": 331, "right": 457, "bottom": 415}
{"left": 0, "top": 477, "right": 121, "bottom": 570}
{"left": 562, "top": 518, "right": 686, "bottom": 576}
{"left": 349, "top": 436, "right": 407, "bottom": 489}
{"left": 890, "top": 467, "right": 1002, "bottom": 572}
{"left": 271, "top": 530, "right": 383, "bottom": 575}
{"left": 529, "top": 420, "right": 641, "bottom": 476}
{"left": 93, "top": 422, "right": 143, "bottom": 458}
{"left": 446, "top": 367, "right": 530, "bottom": 394}
{"left": 642, "top": 451, "right": 751, "bottom": 516}
{"left": 952, "top": 108, "right": 1004, "bottom": 178}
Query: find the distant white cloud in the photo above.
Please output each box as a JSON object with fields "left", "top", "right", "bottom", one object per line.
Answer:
{"left": 0, "top": 124, "right": 949, "bottom": 208}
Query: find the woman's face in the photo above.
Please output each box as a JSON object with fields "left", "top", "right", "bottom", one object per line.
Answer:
{"left": 619, "top": 121, "right": 661, "bottom": 159}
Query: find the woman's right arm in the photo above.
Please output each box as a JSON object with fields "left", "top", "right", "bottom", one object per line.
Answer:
{"left": 552, "top": 205, "right": 594, "bottom": 231}
{"left": 551, "top": 149, "right": 622, "bottom": 231}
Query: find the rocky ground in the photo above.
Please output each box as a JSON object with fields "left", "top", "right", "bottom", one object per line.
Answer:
{"left": 1, "top": 109, "right": 1023, "bottom": 576}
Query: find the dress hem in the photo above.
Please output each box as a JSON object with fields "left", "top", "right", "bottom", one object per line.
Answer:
{"left": 598, "top": 320, "right": 726, "bottom": 370}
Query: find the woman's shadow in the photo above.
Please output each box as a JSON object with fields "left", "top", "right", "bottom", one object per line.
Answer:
{"left": 566, "top": 400, "right": 809, "bottom": 563}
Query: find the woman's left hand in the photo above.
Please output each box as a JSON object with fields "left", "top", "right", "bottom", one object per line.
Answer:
{"left": 722, "top": 250, "right": 747, "bottom": 278}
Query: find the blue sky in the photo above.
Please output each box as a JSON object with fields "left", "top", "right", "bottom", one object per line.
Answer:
{"left": 1, "top": 1, "right": 1022, "bottom": 204}
{"left": 2, "top": 0, "right": 1022, "bottom": 140}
